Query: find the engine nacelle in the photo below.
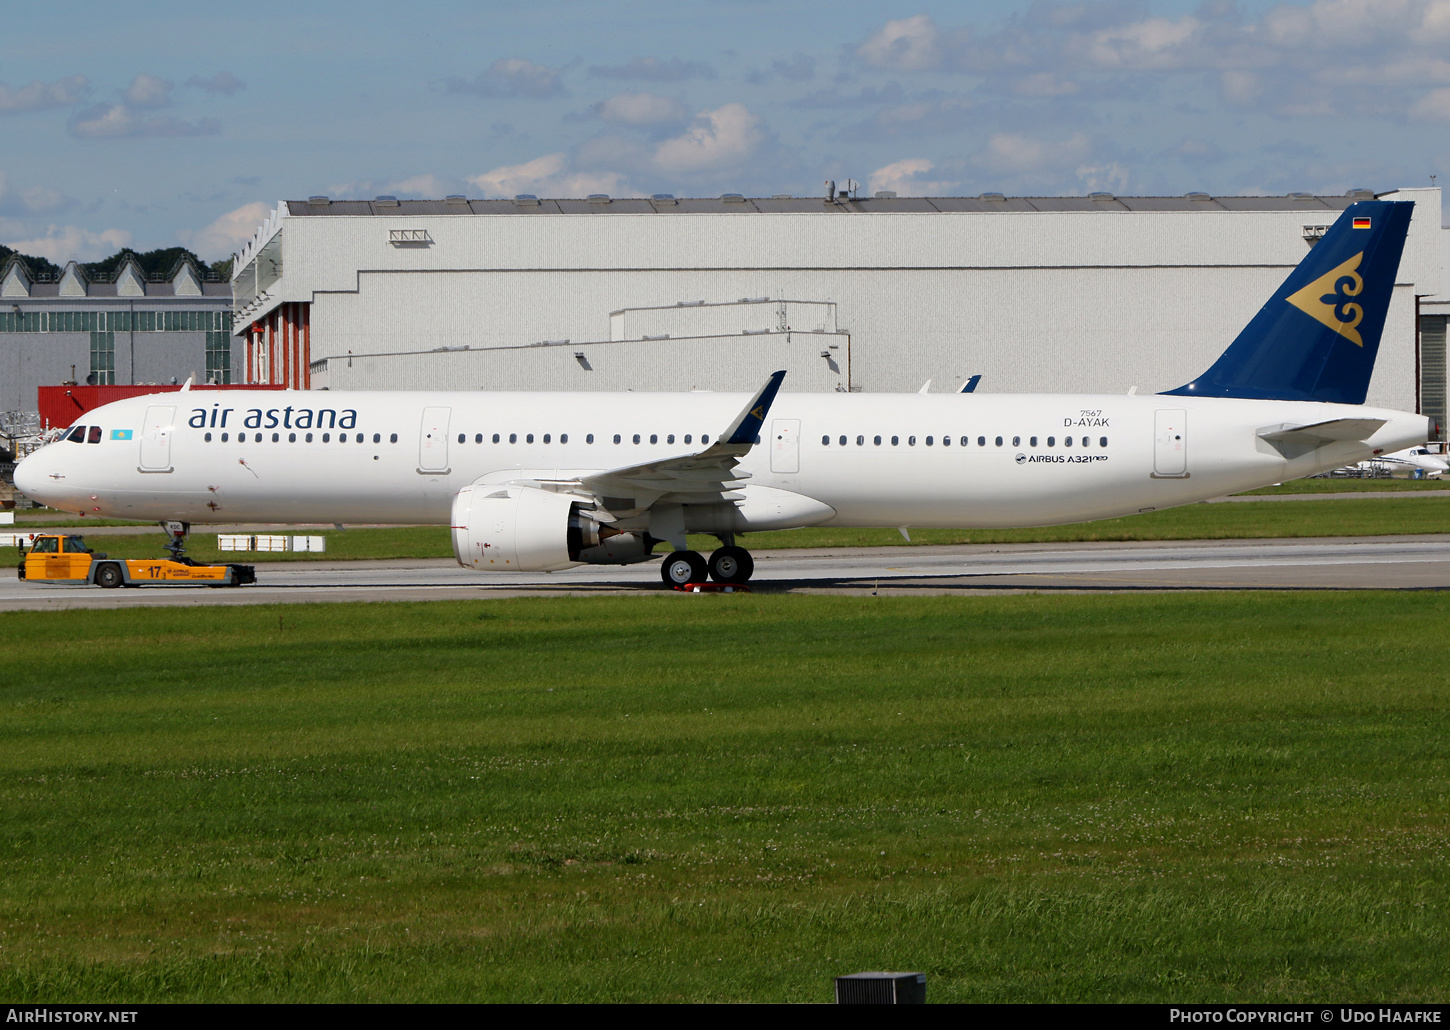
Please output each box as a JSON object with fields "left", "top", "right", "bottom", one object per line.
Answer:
{"left": 451, "top": 484, "right": 651, "bottom": 572}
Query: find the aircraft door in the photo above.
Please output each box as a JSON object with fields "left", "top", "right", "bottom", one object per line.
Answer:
{"left": 770, "top": 418, "right": 800, "bottom": 474}
{"left": 1153, "top": 408, "right": 1188, "bottom": 477}
{"left": 139, "top": 405, "right": 175, "bottom": 472}
{"left": 418, "top": 406, "right": 451, "bottom": 473}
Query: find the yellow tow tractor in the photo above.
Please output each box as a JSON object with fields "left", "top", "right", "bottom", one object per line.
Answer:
{"left": 16, "top": 521, "right": 255, "bottom": 588}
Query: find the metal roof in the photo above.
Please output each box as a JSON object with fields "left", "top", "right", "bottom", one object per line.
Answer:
{"left": 284, "top": 192, "right": 1372, "bottom": 217}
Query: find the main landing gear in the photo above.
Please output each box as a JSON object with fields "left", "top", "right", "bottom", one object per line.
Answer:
{"left": 659, "top": 544, "right": 754, "bottom": 588}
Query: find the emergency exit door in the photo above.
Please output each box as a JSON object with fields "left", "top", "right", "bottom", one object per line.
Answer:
{"left": 1153, "top": 408, "right": 1188, "bottom": 477}
{"left": 770, "top": 418, "right": 800, "bottom": 474}
{"left": 418, "top": 406, "right": 451, "bottom": 473}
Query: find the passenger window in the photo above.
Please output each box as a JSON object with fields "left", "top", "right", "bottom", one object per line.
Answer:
{"left": 307, "top": 433, "right": 314, "bottom": 442}
{"left": 390, "top": 433, "right": 397, "bottom": 443}
{"left": 822, "top": 435, "right": 830, "bottom": 446}
{"left": 323, "top": 433, "right": 330, "bottom": 442}
{"left": 633, "top": 434, "right": 641, "bottom": 444}
{"left": 457, "top": 433, "right": 465, "bottom": 444}
{"left": 926, "top": 436, "right": 933, "bottom": 446}
{"left": 891, "top": 436, "right": 899, "bottom": 446}
{"left": 650, "top": 434, "right": 657, "bottom": 444}
{"left": 667, "top": 434, "right": 674, "bottom": 444}
{"left": 908, "top": 436, "right": 916, "bottom": 446}
{"left": 702, "top": 435, "right": 709, "bottom": 444}
{"left": 995, "top": 436, "right": 1003, "bottom": 446}
{"left": 257, "top": 433, "right": 264, "bottom": 443}
{"left": 1100, "top": 436, "right": 1108, "bottom": 447}
{"left": 509, "top": 433, "right": 517, "bottom": 444}
{"left": 1064, "top": 436, "right": 1072, "bottom": 447}
{"left": 491, "top": 433, "right": 499, "bottom": 444}
{"left": 205, "top": 432, "right": 212, "bottom": 442}
{"left": 88, "top": 426, "right": 102, "bottom": 444}
{"left": 1012, "top": 436, "right": 1020, "bottom": 446}
{"left": 874, "top": 436, "right": 881, "bottom": 445}
{"left": 1030, "top": 436, "right": 1038, "bottom": 447}
{"left": 857, "top": 436, "right": 864, "bottom": 446}
{"left": 684, "top": 434, "right": 692, "bottom": 444}
{"left": 221, "top": 432, "right": 229, "bottom": 442}
{"left": 560, "top": 433, "right": 568, "bottom": 444}
{"left": 1047, "top": 436, "right": 1055, "bottom": 447}
{"left": 614, "top": 434, "right": 621, "bottom": 444}
{"left": 977, "top": 436, "right": 986, "bottom": 446}
{"left": 543, "top": 434, "right": 551, "bottom": 444}
{"left": 289, "top": 433, "right": 296, "bottom": 442}
{"left": 586, "top": 433, "right": 594, "bottom": 443}
{"left": 356, "top": 434, "right": 363, "bottom": 443}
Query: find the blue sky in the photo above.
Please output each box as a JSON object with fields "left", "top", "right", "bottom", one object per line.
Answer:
{"left": 2, "top": 0, "right": 1446, "bottom": 262}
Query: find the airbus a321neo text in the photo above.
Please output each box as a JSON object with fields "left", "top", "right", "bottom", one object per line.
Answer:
{"left": 15, "top": 200, "right": 1431, "bottom": 587}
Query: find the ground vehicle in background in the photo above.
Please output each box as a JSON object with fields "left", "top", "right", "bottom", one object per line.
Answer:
{"left": 16, "top": 532, "right": 255, "bottom": 587}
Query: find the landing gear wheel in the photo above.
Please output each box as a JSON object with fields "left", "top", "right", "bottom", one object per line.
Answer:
{"left": 708, "top": 546, "right": 754, "bottom": 584}
{"left": 95, "top": 563, "right": 123, "bottom": 589}
{"left": 661, "top": 550, "right": 707, "bottom": 588}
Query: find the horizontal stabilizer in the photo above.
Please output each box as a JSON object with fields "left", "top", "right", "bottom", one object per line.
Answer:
{"left": 1257, "top": 418, "right": 1386, "bottom": 445}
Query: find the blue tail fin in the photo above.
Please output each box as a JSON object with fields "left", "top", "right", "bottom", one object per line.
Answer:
{"left": 1164, "top": 199, "right": 1413, "bottom": 404}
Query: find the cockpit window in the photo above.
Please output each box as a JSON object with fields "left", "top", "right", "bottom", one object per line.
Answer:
{"left": 65, "top": 425, "right": 86, "bottom": 443}
{"left": 88, "top": 426, "right": 102, "bottom": 444}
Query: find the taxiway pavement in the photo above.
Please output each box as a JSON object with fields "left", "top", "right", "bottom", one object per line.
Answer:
{"left": 4, "top": 535, "right": 1448, "bottom": 610}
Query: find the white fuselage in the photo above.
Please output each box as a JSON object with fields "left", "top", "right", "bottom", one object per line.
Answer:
{"left": 15, "top": 389, "right": 1431, "bottom": 535}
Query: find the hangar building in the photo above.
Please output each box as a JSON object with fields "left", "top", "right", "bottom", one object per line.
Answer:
{"left": 229, "top": 187, "right": 1449, "bottom": 435}
{"left": 2, "top": 254, "right": 236, "bottom": 417}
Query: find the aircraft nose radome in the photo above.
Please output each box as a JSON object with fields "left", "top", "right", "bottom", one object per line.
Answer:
{"left": 12, "top": 453, "right": 49, "bottom": 503}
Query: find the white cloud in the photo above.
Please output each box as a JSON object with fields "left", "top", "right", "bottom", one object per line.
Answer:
{"left": 185, "top": 71, "right": 246, "bottom": 96}
{"left": 977, "top": 131, "right": 1093, "bottom": 174}
{"left": 867, "top": 158, "right": 958, "bottom": 196}
{"left": 1220, "top": 70, "right": 1264, "bottom": 106}
{"left": 858, "top": 15, "right": 944, "bottom": 72}
{"left": 595, "top": 92, "right": 686, "bottom": 125}
{"left": 4, "top": 225, "right": 132, "bottom": 263}
{"left": 176, "top": 201, "right": 270, "bottom": 261}
{"left": 446, "top": 59, "right": 566, "bottom": 99}
{"left": 1410, "top": 86, "right": 1450, "bottom": 120}
{"left": 1013, "top": 73, "right": 1080, "bottom": 97}
{"left": 69, "top": 104, "right": 220, "bottom": 139}
{"left": 0, "top": 75, "right": 90, "bottom": 115}
{"left": 466, "top": 153, "right": 631, "bottom": 198}
{"left": 587, "top": 57, "right": 714, "bottom": 82}
{"left": 653, "top": 104, "right": 764, "bottom": 174}
{"left": 124, "top": 73, "right": 172, "bottom": 108}
{"left": 0, "top": 172, "right": 74, "bottom": 217}
{"left": 388, "top": 174, "right": 449, "bottom": 197}
{"left": 1083, "top": 16, "right": 1201, "bottom": 70}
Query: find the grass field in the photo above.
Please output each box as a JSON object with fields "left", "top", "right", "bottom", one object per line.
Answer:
{"left": 1, "top": 495, "right": 1448, "bottom": 566}
{"left": 1, "top": 593, "right": 1446, "bottom": 1002}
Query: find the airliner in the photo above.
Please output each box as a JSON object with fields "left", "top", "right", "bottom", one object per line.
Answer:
{"left": 14, "top": 200, "right": 1432, "bottom": 587}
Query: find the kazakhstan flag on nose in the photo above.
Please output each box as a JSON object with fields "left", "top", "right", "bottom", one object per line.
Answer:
{"left": 110, "top": 429, "right": 133, "bottom": 440}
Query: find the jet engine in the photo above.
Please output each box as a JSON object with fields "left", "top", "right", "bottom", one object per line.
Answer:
{"left": 450, "top": 484, "right": 651, "bottom": 572}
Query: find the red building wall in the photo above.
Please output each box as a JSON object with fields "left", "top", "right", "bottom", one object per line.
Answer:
{"left": 39, "top": 384, "right": 286, "bottom": 430}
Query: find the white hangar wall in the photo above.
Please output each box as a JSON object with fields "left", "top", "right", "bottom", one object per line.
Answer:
{"left": 231, "top": 188, "right": 1445, "bottom": 418}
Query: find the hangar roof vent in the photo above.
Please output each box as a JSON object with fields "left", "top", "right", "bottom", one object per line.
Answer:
{"left": 652, "top": 194, "right": 677, "bottom": 206}
{"left": 1088, "top": 191, "right": 1116, "bottom": 201}
{"left": 374, "top": 195, "right": 399, "bottom": 207}
{"left": 588, "top": 194, "right": 612, "bottom": 204}
{"left": 513, "top": 194, "right": 540, "bottom": 207}
{"left": 721, "top": 193, "right": 746, "bottom": 203}
{"left": 445, "top": 195, "right": 468, "bottom": 205}
{"left": 1185, "top": 191, "right": 1213, "bottom": 202}
{"left": 308, "top": 196, "right": 330, "bottom": 206}
{"left": 979, "top": 192, "right": 1006, "bottom": 203}
{"left": 1287, "top": 192, "right": 1316, "bottom": 201}
{"left": 874, "top": 190, "right": 897, "bottom": 198}
{"left": 1346, "top": 187, "right": 1376, "bottom": 200}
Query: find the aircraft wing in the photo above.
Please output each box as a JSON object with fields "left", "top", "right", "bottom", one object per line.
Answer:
{"left": 571, "top": 371, "right": 786, "bottom": 517}
{"left": 1257, "top": 418, "right": 1387, "bottom": 445}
